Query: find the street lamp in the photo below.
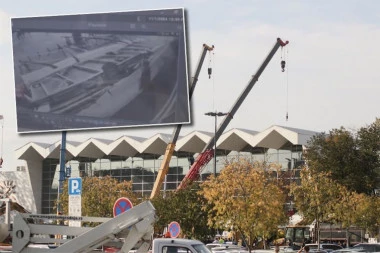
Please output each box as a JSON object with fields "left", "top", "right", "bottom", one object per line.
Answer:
{"left": 205, "top": 111, "right": 229, "bottom": 176}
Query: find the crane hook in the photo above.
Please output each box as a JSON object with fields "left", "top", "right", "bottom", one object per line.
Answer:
{"left": 208, "top": 67, "right": 212, "bottom": 79}
{"left": 281, "top": 60, "right": 286, "bottom": 72}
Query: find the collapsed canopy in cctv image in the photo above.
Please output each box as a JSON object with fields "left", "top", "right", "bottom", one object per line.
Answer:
{"left": 11, "top": 8, "right": 190, "bottom": 133}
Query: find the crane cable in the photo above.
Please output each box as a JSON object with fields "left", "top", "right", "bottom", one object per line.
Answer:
{"left": 281, "top": 46, "right": 289, "bottom": 121}
{"left": 286, "top": 46, "right": 289, "bottom": 122}
{"left": 207, "top": 48, "right": 215, "bottom": 111}
{"left": 208, "top": 49, "right": 216, "bottom": 176}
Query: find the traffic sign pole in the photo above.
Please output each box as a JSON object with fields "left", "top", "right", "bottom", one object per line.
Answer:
{"left": 68, "top": 178, "right": 82, "bottom": 227}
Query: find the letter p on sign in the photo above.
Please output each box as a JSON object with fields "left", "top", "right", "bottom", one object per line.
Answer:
{"left": 68, "top": 178, "right": 82, "bottom": 195}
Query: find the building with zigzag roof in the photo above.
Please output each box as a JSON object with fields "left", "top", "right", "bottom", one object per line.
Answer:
{"left": 11, "top": 125, "right": 319, "bottom": 213}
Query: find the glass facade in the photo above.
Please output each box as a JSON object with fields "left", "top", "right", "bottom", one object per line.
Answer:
{"left": 41, "top": 146, "right": 305, "bottom": 214}
{"left": 41, "top": 159, "right": 59, "bottom": 214}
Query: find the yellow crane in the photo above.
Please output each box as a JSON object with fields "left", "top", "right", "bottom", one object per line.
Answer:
{"left": 150, "top": 44, "right": 214, "bottom": 199}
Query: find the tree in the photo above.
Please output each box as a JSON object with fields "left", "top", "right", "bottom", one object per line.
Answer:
{"left": 356, "top": 118, "right": 380, "bottom": 195}
{"left": 290, "top": 168, "right": 343, "bottom": 224}
{"left": 304, "top": 118, "right": 380, "bottom": 195}
{"left": 349, "top": 194, "right": 380, "bottom": 238}
{"left": 290, "top": 168, "right": 336, "bottom": 245}
{"left": 57, "top": 176, "right": 139, "bottom": 218}
{"left": 328, "top": 186, "right": 359, "bottom": 229}
{"left": 150, "top": 192, "right": 172, "bottom": 237}
{"left": 151, "top": 182, "right": 215, "bottom": 241}
{"left": 289, "top": 168, "right": 377, "bottom": 245}
{"left": 200, "top": 159, "right": 286, "bottom": 252}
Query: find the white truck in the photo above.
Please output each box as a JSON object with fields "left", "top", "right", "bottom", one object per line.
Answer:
{"left": 2, "top": 200, "right": 210, "bottom": 253}
{"left": 147, "top": 238, "right": 211, "bottom": 253}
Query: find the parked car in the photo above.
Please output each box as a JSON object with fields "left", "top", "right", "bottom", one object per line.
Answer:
{"left": 207, "top": 244, "right": 244, "bottom": 250}
{"left": 206, "top": 244, "right": 225, "bottom": 250}
{"left": 209, "top": 245, "right": 247, "bottom": 253}
{"left": 352, "top": 243, "right": 380, "bottom": 252}
{"left": 331, "top": 248, "right": 365, "bottom": 253}
{"left": 305, "top": 243, "right": 343, "bottom": 252}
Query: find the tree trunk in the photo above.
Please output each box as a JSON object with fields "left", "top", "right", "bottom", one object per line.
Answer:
{"left": 317, "top": 220, "right": 321, "bottom": 250}
{"left": 263, "top": 236, "right": 266, "bottom": 249}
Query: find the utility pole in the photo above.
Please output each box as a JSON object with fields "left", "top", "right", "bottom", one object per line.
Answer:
{"left": 57, "top": 131, "right": 67, "bottom": 215}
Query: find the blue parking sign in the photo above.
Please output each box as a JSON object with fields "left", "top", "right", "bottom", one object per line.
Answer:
{"left": 68, "top": 178, "right": 82, "bottom": 195}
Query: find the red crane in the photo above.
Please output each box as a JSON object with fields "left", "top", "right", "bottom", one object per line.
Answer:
{"left": 177, "top": 38, "right": 289, "bottom": 190}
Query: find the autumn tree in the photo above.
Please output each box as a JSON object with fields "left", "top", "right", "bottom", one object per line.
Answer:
{"left": 328, "top": 187, "right": 359, "bottom": 228}
{"left": 151, "top": 182, "right": 215, "bottom": 241}
{"left": 291, "top": 167, "right": 380, "bottom": 243}
{"left": 329, "top": 189, "right": 379, "bottom": 235}
{"left": 290, "top": 169, "right": 343, "bottom": 225}
{"left": 290, "top": 168, "right": 369, "bottom": 245}
{"left": 348, "top": 194, "right": 380, "bottom": 238}
{"left": 57, "top": 176, "right": 139, "bottom": 217}
{"left": 305, "top": 118, "right": 380, "bottom": 195}
{"left": 200, "top": 159, "right": 286, "bottom": 252}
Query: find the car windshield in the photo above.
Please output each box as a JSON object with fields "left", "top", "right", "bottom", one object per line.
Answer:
{"left": 193, "top": 244, "right": 213, "bottom": 253}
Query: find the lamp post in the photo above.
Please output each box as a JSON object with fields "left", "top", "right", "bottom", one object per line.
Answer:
{"left": 205, "top": 111, "right": 229, "bottom": 176}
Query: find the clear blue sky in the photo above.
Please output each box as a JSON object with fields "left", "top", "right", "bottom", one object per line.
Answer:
{"left": 1, "top": 0, "right": 380, "bottom": 170}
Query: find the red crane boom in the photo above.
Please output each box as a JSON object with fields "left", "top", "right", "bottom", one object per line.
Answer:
{"left": 178, "top": 38, "right": 289, "bottom": 190}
